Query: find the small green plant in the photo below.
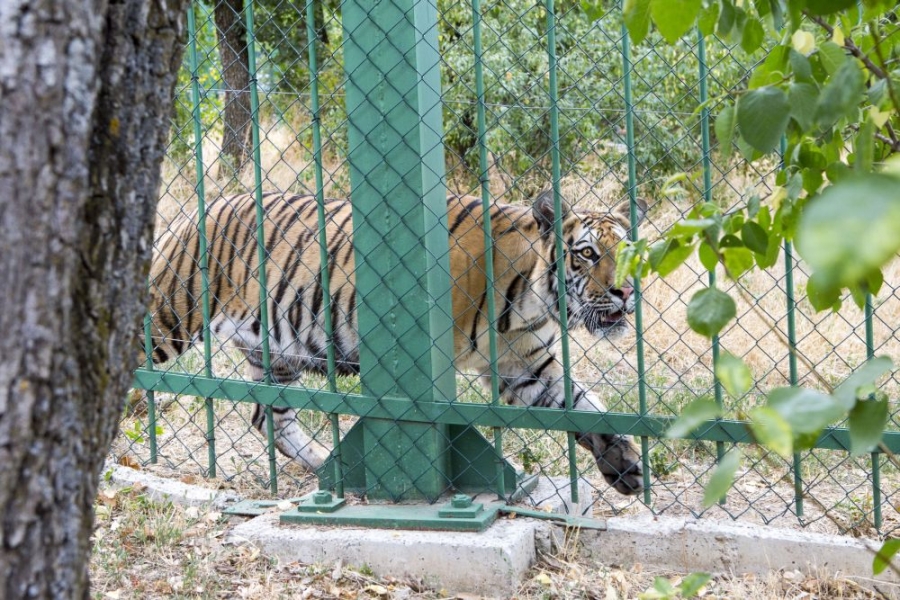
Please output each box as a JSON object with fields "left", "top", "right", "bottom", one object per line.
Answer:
{"left": 520, "top": 447, "right": 545, "bottom": 475}
{"left": 639, "top": 573, "right": 711, "bottom": 599}
{"left": 648, "top": 446, "right": 679, "bottom": 479}
{"left": 123, "top": 419, "right": 163, "bottom": 445}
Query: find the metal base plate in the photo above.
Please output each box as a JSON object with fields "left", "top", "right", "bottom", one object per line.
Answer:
{"left": 281, "top": 498, "right": 502, "bottom": 532}
{"left": 223, "top": 498, "right": 305, "bottom": 517}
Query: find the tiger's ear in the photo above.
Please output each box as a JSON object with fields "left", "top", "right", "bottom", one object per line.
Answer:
{"left": 613, "top": 196, "right": 647, "bottom": 226}
{"left": 532, "top": 190, "right": 571, "bottom": 237}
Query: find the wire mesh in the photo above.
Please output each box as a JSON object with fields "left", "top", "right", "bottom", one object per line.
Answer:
{"left": 110, "top": 0, "right": 900, "bottom": 537}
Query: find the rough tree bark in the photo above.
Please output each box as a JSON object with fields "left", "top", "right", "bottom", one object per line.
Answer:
{"left": 214, "top": 0, "right": 252, "bottom": 173}
{"left": 0, "top": 1, "right": 188, "bottom": 597}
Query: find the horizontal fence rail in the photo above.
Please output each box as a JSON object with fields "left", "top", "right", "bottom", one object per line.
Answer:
{"left": 133, "top": 369, "right": 900, "bottom": 453}
{"left": 117, "top": 0, "right": 900, "bottom": 536}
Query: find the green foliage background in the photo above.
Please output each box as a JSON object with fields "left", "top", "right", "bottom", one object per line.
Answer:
{"left": 170, "top": 0, "right": 754, "bottom": 194}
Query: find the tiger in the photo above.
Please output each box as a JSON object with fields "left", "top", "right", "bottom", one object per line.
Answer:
{"left": 146, "top": 190, "right": 647, "bottom": 495}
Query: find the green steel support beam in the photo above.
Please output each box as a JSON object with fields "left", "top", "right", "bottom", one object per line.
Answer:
{"left": 338, "top": 0, "right": 457, "bottom": 502}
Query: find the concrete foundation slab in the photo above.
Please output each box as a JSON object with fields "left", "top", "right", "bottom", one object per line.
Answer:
{"left": 105, "top": 463, "right": 240, "bottom": 509}
{"left": 229, "top": 511, "right": 543, "bottom": 596}
{"left": 582, "top": 514, "right": 900, "bottom": 599}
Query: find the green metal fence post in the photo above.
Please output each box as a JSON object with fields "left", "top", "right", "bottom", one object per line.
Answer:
{"left": 143, "top": 311, "right": 158, "bottom": 464}
{"left": 305, "top": 0, "right": 344, "bottom": 499}
{"left": 780, "top": 130, "right": 804, "bottom": 519}
{"left": 697, "top": 32, "right": 726, "bottom": 505}
{"left": 471, "top": 0, "right": 506, "bottom": 499}
{"left": 865, "top": 294, "right": 882, "bottom": 529}
{"left": 545, "top": 0, "right": 580, "bottom": 508}
{"left": 244, "top": 0, "right": 278, "bottom": 494}
{"left": 187, "top": 1, "right": 217, "bottom": 479}
{"left": 338, "top": 0, "right": 457, "bottom": 502}
{"left": 622, "top": 15, "right": 652, "bottom": 505}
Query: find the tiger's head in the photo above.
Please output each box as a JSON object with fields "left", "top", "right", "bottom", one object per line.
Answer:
{"left": 533, "top": 191, "right": 647, "bottom": 336}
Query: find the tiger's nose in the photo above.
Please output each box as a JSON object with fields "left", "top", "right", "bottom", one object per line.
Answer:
{"left": 613, "top": 286, "right": 633, "bottom": 302}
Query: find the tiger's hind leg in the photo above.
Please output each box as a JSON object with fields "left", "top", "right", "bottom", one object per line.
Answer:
{"left": 247, "top": 365, "right": 330, "bottom": 472}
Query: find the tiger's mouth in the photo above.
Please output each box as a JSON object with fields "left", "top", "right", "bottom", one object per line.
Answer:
{"left": 600, "top": 310, "right": 626, "bottom": 326}
{"left": 583, "top": 309, "right": 629, "bottom": 335}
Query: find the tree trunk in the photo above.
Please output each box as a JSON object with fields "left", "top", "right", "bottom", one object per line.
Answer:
{"left": 215, "top": 0, "right": 252, "bottom": 174}
{"left": 0, "top": 1, "right": 187, "bottom": 597}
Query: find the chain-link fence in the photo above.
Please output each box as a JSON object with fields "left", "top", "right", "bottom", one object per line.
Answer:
{"left": 112, "top": 0, "right": 900, "bottom": 536}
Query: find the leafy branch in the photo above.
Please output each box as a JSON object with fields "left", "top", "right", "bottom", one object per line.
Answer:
{"left": 615, "top": 0, "right": 900, "bottom": 577}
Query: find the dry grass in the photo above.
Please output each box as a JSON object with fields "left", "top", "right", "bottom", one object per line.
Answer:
{"left": 118, "top": 119, "right": 900, "bottom": 545}
{"left": 90, "top": 486, "right": 893, "bottom": 599}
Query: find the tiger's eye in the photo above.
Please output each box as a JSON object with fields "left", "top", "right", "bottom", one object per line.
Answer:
{"left": 580, "top": 248, "right": 596, "bottom": 260}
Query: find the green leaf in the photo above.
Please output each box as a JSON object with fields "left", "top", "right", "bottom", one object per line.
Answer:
{"left": 825, "top": 160, "right": 851, "bottom": 184}
{"left": 855, "top": 116, "right": 875, "bottom": 173}
{"left": 653, "top": 577, "right": 677, "bottom": 595}
{"left": 817, "top": 41, "right": 847, "bottom": 75}
{"left": 815, "top": 59, "right": 865, "bottom": 129}
{"left": 849, "top": 281, "right": 868, "bottom": 309}
{"left": 749, "top": 406, "right": 794, "bottom": 458}
{"left": 580, "top": 0, "right": 605, "bottom": 21}
{"left": 868, "top": 78, "right": 889, "bottom": 107}
{"left": 802, "top": 168, "right": 824, "bottom": 195}
{"left": 650, "top": 0, "right": 702, "bottom": 43}
{"left": 797, "top": 174, "right": 900, "bottom": 293}
{"left": 748, "top": 46, "right": 789, "bottom": 89}
{"left": 715, "top": 105, "right": 736, "bottom": 159}
{"left": 747, "top": 195, "right": 761, "bottom": 218}
{"left": 666, "top": 398, "right": 723, "bottom": 438}
{"left": 740, "top": 17, "right": 764, "bottom": 54}
{"left": 723, "top": 247, "right": 754, "bottom": 279}
{"left": 719, "top": 234, "right": 742, "bottom": 248}
{"left": 716, "top": 352, "right": 752, "bottom": 399}
{"left": 723, "top": 212, "right": 745, "bottom": 235}
{"left": 615, "top": 241, "right": 638, "bottom": 289}
{"left": 679, "top": 573, "right": 712, "bottom": 598}
{"left": 624, "top": 0, "right": 653, "bottom": 45}
{"left": 832, "top": 356, "right": 893, "bottom": 410}
{"left": 867, "top": 268, "right": 884, "bottom": 296}
{"left": 848, "top": 399, "right": 889, "bottom": 456}
{"left": 788, "top": 83, "right": 819, "bottom": 131}
{"left": 805, "top": 0, "right": 856, "bottom": 15}
{"left": 749, "top": 67, "right": 786, "bottom": 89}
{"left": 737, "top": 87, "right": 791, "bottom": 153}
{"left": 718, "top": 0, "right": 736, "bottom": 37}
{"left": 698, "top": 2, "right": 719, "bottom": 36}
{"left": 806, "top": 271, "right": 842, "bottom": 312}
{"left": 648, "top": 239, "right": 672, "bottom": 270}
{"left": 703, "top": 450, "right": 740, "bottom": 507}
{"left": 789, "top": 49, "right": 813, "bottom": 82}
{"left": 755, "top": 231, "right": 781, "bottom": 269}
{"left": 796, "top": 141, "right": 827, "bottom": 170}
{"left": 657, "top": 240, "right": 695, "bottom": 277}
{"left": 671, "top": 218, "right": 718, "bottom": 237}
{"left": 793, "top": 430, "right": 821, "bottom": 452}
{"left": 768, "top": 387, "right": 845, "bottom": 434}
{"left": 873, "top": 538, "right": 900, "bottom": 576}
{"left": 698, "top": 242, "right": 719, "bottom": 271}
{"left": 736, "top": 135, "right": 761, "bottom": 161}
{"left": 740, "top": 221, "right": 769, "bottom": 254}
{"left": 687, "top": 288, "right": 736, "bottom": 338}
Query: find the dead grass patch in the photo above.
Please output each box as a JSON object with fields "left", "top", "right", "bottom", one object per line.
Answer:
{"left": 91, "top": 487, "right": 893, "bottom": 599}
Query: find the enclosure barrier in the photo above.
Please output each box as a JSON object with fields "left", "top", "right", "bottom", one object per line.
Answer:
{"left": 123, "top": 0, "right": 900, "bottom": 534}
